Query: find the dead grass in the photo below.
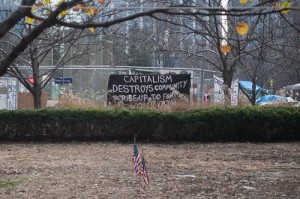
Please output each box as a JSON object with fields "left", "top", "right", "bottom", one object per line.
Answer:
{"left": 55, "top": 93, "right": 106, "bottom": 109}
{"left": 0, "top": 142, "right": 299, "bottom": 198}
{"left": 53, "top": 92, "right": 298, "bottom": 111}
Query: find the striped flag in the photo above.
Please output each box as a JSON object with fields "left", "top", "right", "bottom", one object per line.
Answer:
{"left": 141, "top": 155, "right": 150, "bottom": 188}
{"left": 132, "top": 141, "right": 142, "bottom": 175}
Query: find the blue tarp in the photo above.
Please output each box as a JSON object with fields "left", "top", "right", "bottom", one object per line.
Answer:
{"left": 256, "top": 95, "right": 290, "bottom": 104}
{"left": 239, "top": 81, "right": 262, "bottom": 94}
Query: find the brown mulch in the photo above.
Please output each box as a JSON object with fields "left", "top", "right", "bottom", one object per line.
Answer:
{"left": 0, "top": 142, "right": 299, "bottom": 199}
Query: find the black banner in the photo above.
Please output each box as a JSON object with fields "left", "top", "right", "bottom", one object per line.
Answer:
{"left": 107, "top": 74, "right": 191, "bottom": 106}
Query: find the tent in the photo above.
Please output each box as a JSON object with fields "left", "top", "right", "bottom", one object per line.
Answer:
{"left": 285, "top": 83, "right": 300, "bottom": 91}
{"left": 283, "top": 83, "right": 300, "bottom": 101}
{"left": 239, "top": 81, "right": 262, "bottom": 94}
{"left": 256, "top": 95, "right": 295, "bottom": 105}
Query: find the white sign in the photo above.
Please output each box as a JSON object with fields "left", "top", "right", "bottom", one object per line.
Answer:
{"left": 0, "top": 78, "right": 18, "bottom": 110}
{"left": 231, "top": 79, "right": 239, "bottom": 106}
{"left": 213, "top": 75, "right": 225, "bottom": 103}
{"left": 0, "top": 94, "right": 6, "bottom": 109}
{"left": 213, "top": 75, "right": 238, "bottom": 106}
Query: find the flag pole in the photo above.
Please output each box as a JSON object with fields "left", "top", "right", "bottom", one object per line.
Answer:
{"left": 132, "top": 136, "right": 136, "bottom": 190}
{"left": 141, "top": 149, "right": 144, "bottom": 190}
{"left": 141, "top": 149, "right": 150, "bottom": 189}
{"left": 132, "top": 135, "right": 140, "bottom": 190}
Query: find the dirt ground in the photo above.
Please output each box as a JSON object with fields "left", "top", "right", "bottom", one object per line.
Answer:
{"left": 0, "top": 142, "right": 299, "bottom": 199}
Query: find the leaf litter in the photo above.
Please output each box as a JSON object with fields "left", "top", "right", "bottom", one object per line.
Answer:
{"left": 0, "top": 142, "right": 299, "bottom": 198}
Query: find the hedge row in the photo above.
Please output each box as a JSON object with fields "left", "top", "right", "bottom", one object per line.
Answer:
{"left": 0, "top": 107, "right": 299, "bottom": 141}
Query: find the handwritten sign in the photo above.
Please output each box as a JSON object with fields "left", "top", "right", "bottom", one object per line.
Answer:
{"left": 0, "top": 78, "right": 18, "bottom": 110}
{"left": 231, "top": 79, "right": 239, "bottom": 106}
{"left": 107, "top": 74, "right": 191, "bottom": 106}
{"left": 213, "top": 75, "right": 239, "bottom": 106}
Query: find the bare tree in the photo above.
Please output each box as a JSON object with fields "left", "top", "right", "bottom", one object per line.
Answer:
{"left": 237, "top": 3, "right": 300, "bottom": 105}
{"left": 0, "top": 0, "right": 174, "bottom": 76}
{"left": 4, "top": 24, "right": 100, "bottom": 108}
{"left": 145, "top": 0, "right": 300, "bottom": 105}
{"left": 1, "top": 0, "right": 297, "bottom": 76}
{"left": 1, "top": 0, "right": 299, "bottom": 109}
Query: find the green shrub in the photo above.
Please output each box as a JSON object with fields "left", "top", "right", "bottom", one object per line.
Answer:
{"left": 0, "top": 107, "right": 299, "bottom": 141}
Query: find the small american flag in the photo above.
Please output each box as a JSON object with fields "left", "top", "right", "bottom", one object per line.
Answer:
{"left": 132, "top": 141, "right": 141, "bottom": 175}
{"left": 141, "top": 155, "right": 150, "bottom": 188}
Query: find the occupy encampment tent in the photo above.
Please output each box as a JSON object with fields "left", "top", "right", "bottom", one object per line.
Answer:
{"left": 256, "top": 95, "right": 295, "bottom": 105}
{"left": 239, "top": 81, "right": 262, "bottom": 95}
{"left": 284, "top": 83, "right": 300, "bottom": 101}
{"left": 285, "top": 83, "right": 300, "bottom": 91}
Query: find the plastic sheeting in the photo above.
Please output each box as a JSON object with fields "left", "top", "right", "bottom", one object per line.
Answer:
{"left": 256, "top": 95, "right": 295, "bottom": 105}
{"left": 239, "top": 81, "right": 262, "bottom": 94}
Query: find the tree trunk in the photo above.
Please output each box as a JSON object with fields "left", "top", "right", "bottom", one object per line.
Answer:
{"left": 31, "top": 50, "right": 42, "bottom": 109}
{"left": 31, "top": 74, "right": 42, "bottom": 109}
{"left": 32, "top": 88, "right": 42, "bottom": 109}
{"left": 223, "top": 70, "right": 233, "bottom": 106}
{"left": 223, "top": 83, "right": 231, "bottom": 106}
{"left": 250, "top": 80, "right": 257, "bottom": 105}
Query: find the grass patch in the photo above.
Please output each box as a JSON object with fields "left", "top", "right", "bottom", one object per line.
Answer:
{"left": 0, "top": 178, "right": 27, "bottom": 188}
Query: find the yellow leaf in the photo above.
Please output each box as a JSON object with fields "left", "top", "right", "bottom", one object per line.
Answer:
{"left": 84, "top": 8, "right": 93, "bottom": 16}
{"left": 236, "top": 21, "right": 249, "bottom": 36}
{"left": 240, "top": 0, "right": 248, "bottom": 5}
{"left": 43, "top": 0, "right": 50, "bottom": 5}
{"left": 59, "top": 10, "right": 68, "bottom": 17}
{"left": 98, "top": 0, "right": 105, "bottom": 5}
{"left": 31, "top": 6, "right": 35, "bottom": 12}
{"left": 220, "top": 44, "right": 231, "bottom": 54}
{"left": 57, "top": 0, "right": 65, "bottom": 5}
{"left": 280, "top": 2, "right": 291, "bottom": 15}
{"left": 89, "top": 27, "right": 95, "bottom": 33}
{"left": 85, "top": 7, "right": 98, "bottom": 16}
{"left": 26, "top": 17, "right": 35, "bottom": 24}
